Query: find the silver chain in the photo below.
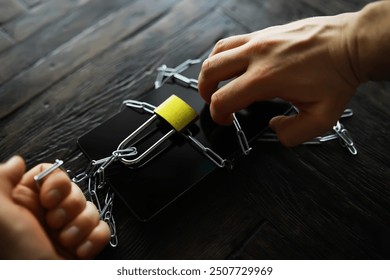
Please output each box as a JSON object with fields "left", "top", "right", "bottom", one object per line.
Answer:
{"left": 257, "top": 108, "right": 358, "bottom": 155}
{"left": 72, "top": 147, "right": 137, "bottom": 247}
{"left": 72, "top": 59, "right": 252, "bottom": 248}
{"left": 73, "top": 95, "right": 235, "bottom": 247}
{"left": 123, "top": 100, "right": 233, "bottom": 169}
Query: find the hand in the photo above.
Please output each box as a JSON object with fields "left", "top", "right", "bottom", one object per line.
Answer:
{"left": 198, "top": 13, "right": 360, "bottom": 146}
{"left": 0, "top": 156, "right": 110, "bottom": 259}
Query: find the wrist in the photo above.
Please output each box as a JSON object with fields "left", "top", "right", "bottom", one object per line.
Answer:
{"left": 326, "top": 12, "right": 362, "bottom": 88}
{"left": 352, "top": 1, "right": 390, "bottom": 81}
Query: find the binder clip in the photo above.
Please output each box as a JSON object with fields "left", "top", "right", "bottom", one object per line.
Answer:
{"left": 117, "top": 94, "right": 198, "bottom": 167}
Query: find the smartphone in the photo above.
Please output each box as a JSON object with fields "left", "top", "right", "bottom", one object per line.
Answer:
{"left": 77, "top": 62, "right": 293, "bottom": 221}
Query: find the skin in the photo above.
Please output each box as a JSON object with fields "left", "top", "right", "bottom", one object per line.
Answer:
{"left": 198, "top": 1, "right": 390, "bottom": 147}
{"left": 0, "top": 156, "right": 110, "bottom": 259}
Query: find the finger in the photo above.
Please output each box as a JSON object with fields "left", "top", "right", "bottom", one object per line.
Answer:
{"left": 20, "top": 163, "right": 74, "bottom": 209}
{"left": 76, "top": 220, "right": 111, "bottom": 259}
{"left": 19, "top": 163, "right": 60, "bottom": 193}
{"left": 12, "top": 185, "right": 41, "bottom": 218}
{"left": 45, "top": 182, "right": 86, "bottom": 229}
{"left": 58, "top": 201, "right": 100, "bottom": 248}
{"left": 208, "top": 71, "right": 270, "bottom": 125}
{"left": 0, "top": 156, "right": 25, "bottom": 195}
{"left": 198, "top": 46, "right": 249, "bottom": 104}
{"left": 209, "top": 34, "right": 250, "bottom": 57}
{"left": 269, "top": 111, "right": 335, "bottom": 147}
{"left": 13, "top": 163, "right": 72, "bottom": 223}
{"left": 39, "top": 169, "right": 72, "bottom": 209}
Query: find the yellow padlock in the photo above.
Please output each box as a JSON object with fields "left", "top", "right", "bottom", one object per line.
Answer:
{"left": 118, "top": 94, "right": 197, "bottom": 166}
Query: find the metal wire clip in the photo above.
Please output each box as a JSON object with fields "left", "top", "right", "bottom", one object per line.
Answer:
{"left": 155, "top": 59, "right": 202, "bottom": 89}
{"left": 257, "top": 108, "right": 358, "bottom": 155}
{"left": 34, "top": 159, "right": 64, "bottom": 190}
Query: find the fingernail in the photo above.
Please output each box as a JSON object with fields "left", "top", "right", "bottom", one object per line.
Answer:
{"left": 52, "top": 207, "right": 67, "bottom": 222}
{"left": 62, "top": 225, "right": 80, "bottom": 241}
{"left": 46, "top": 189, "right": 62, "bottom": 207}
{"left": 77, "top": 240, "right": 94, "bottom": 259}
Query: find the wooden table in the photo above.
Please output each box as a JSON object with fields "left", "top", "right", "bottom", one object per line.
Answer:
{"left": 1, "top": 0, "right": 389, "bottom": 259}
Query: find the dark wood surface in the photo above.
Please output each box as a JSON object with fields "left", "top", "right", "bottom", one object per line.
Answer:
{"left": 1, "top": 0, "right": 389, "bottom": 259}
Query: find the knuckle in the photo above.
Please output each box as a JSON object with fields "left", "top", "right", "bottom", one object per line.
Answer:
{"left": 201, "top": 58, "right": 212, "bottom": 75}
{"left": 214, "top": 38, "right": 226, "bottom": 51}
{"left": 210, "top": 92, "right": 223, "bottom": 112}
{"left": 210, "top": 94, "right": 232, "bottom": 125}
{"left": 41, "top": 170, "right": 71, "bottom": 194}
{"left": 200, "top": 55, "right": 221, "bottom": 77}
{"left": 247, "top": 39, "right": 274, "bottom": 55}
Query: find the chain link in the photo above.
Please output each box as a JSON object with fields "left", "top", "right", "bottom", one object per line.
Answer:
{"left": 186, "top": 132, "right": 231, "bottom": 169}
{"left": 73, "top": 59, "right": 252, "bottom": 248}
{"left": 72, "top": 147, "right": 136, "bottom": 247}
{"left": 123, "top": 100, "right": 232, "bottom": 169}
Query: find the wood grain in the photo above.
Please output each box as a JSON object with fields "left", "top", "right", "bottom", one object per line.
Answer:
{"left": 0, "top": 0, "right": 178, "bottom": 119}
{"left": 0, "top": 0, "right": 389, "bottom": 259}
{"left": 0, "top": 0, "right": 24, "bottom": 24}
{"left": 0, "top": 0, "right": 135, "bottom": 83}
{"left": 0, "top": 28, "right": 13, "bottom": 53}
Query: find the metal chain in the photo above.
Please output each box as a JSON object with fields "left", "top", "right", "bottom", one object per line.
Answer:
{"left": 257, "top": 108, "right": 358, "bottom": 155}
{"left": 123, "top": 100, "right": 233, "bottom": 169}
{"left": 121, "top": 100, "right": 156, "bottom": 114}
{"left": 72, "top": 59, "right": 251, "bottom": 247}
{"left": 72, "top": 147, "right": 137, "bottom": 247}
{"left": 232, "top": 114, "right": 252, "bottom": 155}
{"left": 73, "top": 96, "right": 234, "bottom": 247}
{"left": 185, "top": 131, "right": 232, "bottom": 169}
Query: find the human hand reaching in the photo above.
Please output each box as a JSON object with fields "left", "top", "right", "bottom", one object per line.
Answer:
{"left": 198, "top": 13, "right": 361, "bottom": 146}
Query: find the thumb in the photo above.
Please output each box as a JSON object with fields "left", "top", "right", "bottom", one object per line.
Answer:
{"left": 269, "top": 113, "right": 333, "bottom": 147}
{"left": 0, "top": 156, "right": 26, "bottom": 195}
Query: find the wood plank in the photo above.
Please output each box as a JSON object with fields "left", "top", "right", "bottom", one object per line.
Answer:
{"left": 300, "top": 0, "right": 374, "bottom": 15}
{"left": 212, "top": 0, "right": 390, "bottom": 259}
{"left": 0, "top": 0, "right": 140, "bottom": 84}
{"left": 221, "top": 0, "right": 320, "bottom": 32}
{"left": 232, "top": 115, "right": 390, "bottom": 258}
{"left": 0, "top": 28, "right": 13, "bottom": 53}
{"left": 222, "top": 0, "right": 375, "bottom": 32}
{"left": 228, "top": 221, "right": 307, "bottom": 259}
{"left": 0, "top": 0, "right": 229, "bottom": 161}
{"left": 19, "top": 0, "right": 42, "bottom": 8}
{"left": 0, "top": 0, "right": 178, "bottom": 119}
{"left": 0, "top": 0, "right": 24, "bottom": 24}
{"left": 1, "top": 0, "right": 89, "bottom": 43}
{"left": 0, "top": 0, "right": 233, "bottom": 169}
{"left": 213, "top": 0, "right": 389, "bottom": 259}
